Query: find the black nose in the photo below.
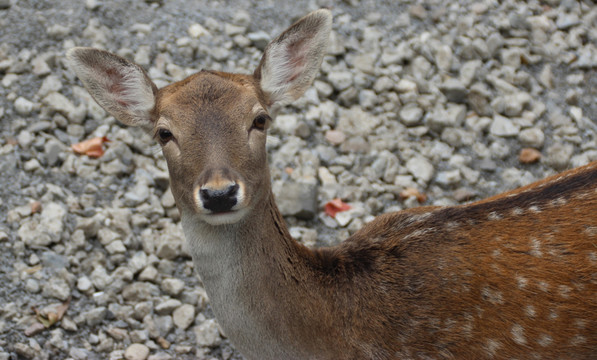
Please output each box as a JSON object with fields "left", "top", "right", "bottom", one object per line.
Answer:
{"left": 200, "top": 184, "right": 239, "bottom": 213}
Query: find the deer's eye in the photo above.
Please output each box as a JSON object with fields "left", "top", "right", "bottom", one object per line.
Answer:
{"left": 251, "top": 114, "right": 269, "bottom": 131}
{"left": 157, "top": 128, "right": 174, "bottom": 144}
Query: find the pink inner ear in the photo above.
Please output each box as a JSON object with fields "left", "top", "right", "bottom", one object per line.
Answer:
{"left": 286, "top": 38, "right": 309, "bottom": 83}
{"left": 105, "top": 67, "right": 132, "bottom": 108}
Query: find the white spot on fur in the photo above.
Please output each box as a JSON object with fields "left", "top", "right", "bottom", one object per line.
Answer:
{"left": 584, "top": 226, "right": 597, "bottom": 237}
{"left": 511, "top": 207, "right": 524, "bottom": 216}
{"left": 529, "top": 237, "right": 542, "bottom": 258}
{"left": 484, "top": 339, "right": 501, "bottom": 358}
{"left": 538, "top": 280, "right": 550, "bottom": 292}
{"left": 574, "top": 319, "right": 587, "bottom": 329}
{"left": 570, "top": 335, "right": 586, "bottom": 346}
{"left": 487, "top": 211, "right": 502, "bottom": 221}
{"left": 528, "top": 205, "right": 541, "bottom": 213}
{"left": 558, "top": 285, "right": 571, "bottom": 299}
{"left": 548, "top": 309, "right": 558, "bottom": 320}
{"left": 549, "top": 197, "right": 567, "bottom": 207}
{"left": 537, "top": 334, "right": 552, "bottom": 347}
{"left": 491, "top": 249, "right": 501, "bottom": 258}
{"left": 525, "top": 305, "right": 536, "bottom": 318}
{"left": 481, "top": 287, "right": 504, "bottom": 305}
{"left": 516, "top": 276, "right": 528, "bottom": 290}
{"left": 511, "top": 324, "right": 526, "bottom": 345}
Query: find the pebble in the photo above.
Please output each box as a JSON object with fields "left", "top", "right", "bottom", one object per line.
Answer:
{"left": 14, "top": 97, "right": 34, "bottom": 115}
{"left": 161, "top": 278, "right": 185, "bottom": 297}
{"left": 406, "top": 156, "right": 434, "bottom": 184}
{"left": 172, "top": 304, "right": 195, "bottom": 330}
{"left": 194, "top": 319, "right": 222, "bottom": 347}
{"left": 518, "top": 128, "right": 545, "bottom": 148}
{"left": 125, "top": 343, "right": 150, "bottom": 360}
{"left": 490, "top": 115, "right": 520, "bottom": 137}
{"left": 399, "top": 104, "right": 423, "bottom": 126}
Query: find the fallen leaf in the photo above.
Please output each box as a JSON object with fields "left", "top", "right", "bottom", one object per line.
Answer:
{"left": 30, "top": 201, "right": 42, "bottom": 214}
{"left": 32, "top": 297, "right": 71, "bottom": 329}
{"left": 324, "top": 198, "right": 352, "bottom": 218}
{"left": 71, "top": 136, "right": 109, "bottom": 158}
{"left": 157, "top": 336, "right": 171, "bottom": 349}
{"left": 24, "top": 265, "right": 42, "bottom": 275}
{"left": 399, "top": 187, "right": 427, "bottom": 203}
{"left": 519, "top": 148, "right": 541, "bottom": 164}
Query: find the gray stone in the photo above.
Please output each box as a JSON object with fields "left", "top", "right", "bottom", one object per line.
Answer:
{"left": 77, "top": 276, "right": 93, "bottom": 292}
{"left": 435, "top": 170, "right": 462, "bottom": 186}
{"left": 81, "top": 307, "right": 107, "bottom": 330}
{"left": 155, "top": 299, "right": 182, "bottom": 315}
{"left": 490, "top": 115, "right": 520, "bottom": 137}
{"left": 247, "top": 31, "right": 270, "bottom": 50}
{"left": 435, "top": 45, "right": 453, "bottom": 72}
{"left": 161, "top": 278, "right": 185, "bottom": 296}
{"left": 90, "top": 266, "right": 111, "bottom": 290}
{"left": 173, "top": 304, "right": 195, "bottom": 330}
{"left": 545, "top": 143, "right": 574, "bottom": 170}
{"left": 427, "top": 104, "right": 466, "bottom": 131}
{"left": 440, "top": 79, "right": 468, "bottom": 103}
{"left": 122, "top": 282, "right": 160, "bottom": 302}
{"left": 42, "top": 277, "right": 70, "bottom": 301}
{"left": 336, "top": 107, "right": 381, "bottom": 136}
{"left": 518, "top": 128, "right": 545, "bottom": 148}
{"left": 406, "top": 156, "right": 434, "bottom": 183}
{"left": 124, "top": 343, "right": 150, "bottom": 360}
{"left": 18, "top": 202, "right": 66, "bottom": 247}
{"left": 556, "top": 13, "right": 580, "bottom": 30}
{"left": 327, "top": 71, "right": 353, "bottom": 91}
{"left": 193, "top": 319, "right": 222, "bottom": 347}
{"left": 273, "top": 181, "right": 318, "bottom": 220}
{"left": 14, "top": 97, "right": 34, "bottom": 115}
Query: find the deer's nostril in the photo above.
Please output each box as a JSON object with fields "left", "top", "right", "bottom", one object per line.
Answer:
{"left": 199, "top": 184, "right": 239, "bottom": 213}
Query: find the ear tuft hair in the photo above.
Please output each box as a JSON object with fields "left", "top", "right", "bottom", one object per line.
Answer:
{"left": 67, "top": 47, "right": 157, "bottom": 129}
{"left": 255, "top": 9, "right": 332, "bottom": 107}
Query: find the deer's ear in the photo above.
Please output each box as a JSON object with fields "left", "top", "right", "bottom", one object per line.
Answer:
{"left": 254, "top": 9, "right": 332, "bottom": 107}
{"left": 67, "top": 47, "right": 157, "bottom": 129}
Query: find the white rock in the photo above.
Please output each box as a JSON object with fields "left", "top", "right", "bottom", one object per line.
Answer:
{"left": 14, "top": 97, "right": 34, "bottom": 115}
{"left": 518, "top": 128, "right": 544, "bottom": 148}
{"left": 406, "top": 156, "right": 434, "bottom": 183}
{"left": 188, "top": 23, "right": 210, "bottom": 38}
{"left": 193, "top": 319, "right": 222, "bottom": 347}
{"left": 124, "top": 343, "right": 150, "bottom": 360}
{"left": 173, "top": 304, "right": 195, "bottom": 330}
{"left": 161, "top": 278, "right": 185, "bottom": 297}
{"left": 77, "top": 276, "right": 93, "bottom": 292}
{"left": 490, "top": 115, "right": 520, "bottom": 137}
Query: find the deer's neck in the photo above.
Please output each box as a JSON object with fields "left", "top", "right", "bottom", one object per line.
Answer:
{"left": 181, "top": 191, "right": 335, "bottom": 359}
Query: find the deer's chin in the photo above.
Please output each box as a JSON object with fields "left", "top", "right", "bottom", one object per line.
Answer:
{"left": 199, "top": 207, "right": 250, "bottom": 226}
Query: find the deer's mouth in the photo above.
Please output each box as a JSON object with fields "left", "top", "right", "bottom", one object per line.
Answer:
{"left": 201, "top": 207, "right": 250, "bottom": 226}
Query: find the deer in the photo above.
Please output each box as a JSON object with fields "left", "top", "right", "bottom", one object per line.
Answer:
{"left": 66, "top": 9, "right": 596, "bottom": 360}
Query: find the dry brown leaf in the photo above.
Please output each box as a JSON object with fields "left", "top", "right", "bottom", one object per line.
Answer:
{"left": 519, "top": 148, "right": 541, "bottom": 164}
{"left": 71, "top": 136, "right": 110, "bottom": 158}
{"left": 32, "top": 297, "right": 71, "bottom": 329}
{"left": 399, "top": 187, "right": 427, "bottom": 203}
{"left": 324, "top": 198, "right": 352, "bottom": 218}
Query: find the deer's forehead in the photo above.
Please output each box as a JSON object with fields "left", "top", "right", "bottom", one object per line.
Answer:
{"left": 157, "top": 71, "right": 263, "bottom": 115}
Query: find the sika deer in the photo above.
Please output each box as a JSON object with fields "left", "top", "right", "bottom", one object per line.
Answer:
{"left": 67, "top": 9, "right": 596, "bottom": 360}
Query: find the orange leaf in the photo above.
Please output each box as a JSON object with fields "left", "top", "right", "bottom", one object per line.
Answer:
{"left": 324, "top": 198, "right": 352, "bottom": 218}
{"left": 399, "top": 187, "right": 427, "bottom": 203}
{"left": 71, "top": 136, "right": 110, "bottom": 158}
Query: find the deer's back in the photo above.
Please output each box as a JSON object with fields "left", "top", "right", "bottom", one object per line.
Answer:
{"left": 318, "top": 161, "right": 597, "bottom": 359}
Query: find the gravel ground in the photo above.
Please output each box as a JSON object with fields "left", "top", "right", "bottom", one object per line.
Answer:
{"left": 1, "top": 0, "right": 596, "bottom": 359}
